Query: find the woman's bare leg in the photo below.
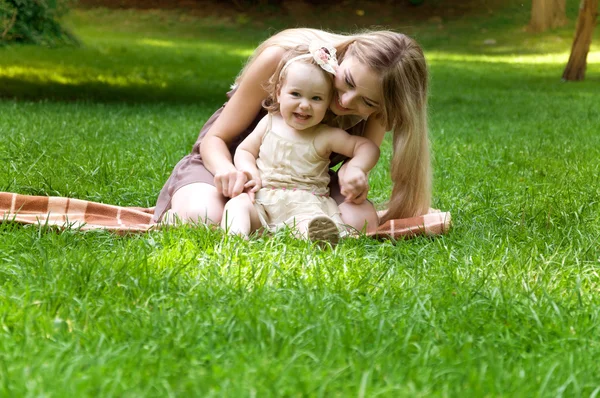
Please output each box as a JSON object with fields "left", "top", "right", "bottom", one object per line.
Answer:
{"left": 338, "top": 200, "right": 379, "bottom": 233}
{"left": 221, "top": 193, "right": 261, "bottom": 238}
{"left": 165, "top": 183, "right": 227, "bottom": 225}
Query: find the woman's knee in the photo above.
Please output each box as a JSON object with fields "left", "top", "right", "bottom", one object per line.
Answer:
{"left": 169, "top": 183, "right": 226, "bottom": 225}
{"left": 339, "top": 200, "right": 378, "bottom": 232}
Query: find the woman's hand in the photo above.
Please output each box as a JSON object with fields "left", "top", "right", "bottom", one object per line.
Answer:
{"left": 214, "top": 167, "right": 250, "bottom": 198}
{"left": 339, "top": 164, "right": 369, "bottom": 204}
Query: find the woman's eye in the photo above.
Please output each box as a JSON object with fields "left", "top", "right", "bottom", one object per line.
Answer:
{"left": 345, "top": 77, "right": 354, "bottom": 88}
{"left": 363, "top": 99, "right": 374, "bottom": 107}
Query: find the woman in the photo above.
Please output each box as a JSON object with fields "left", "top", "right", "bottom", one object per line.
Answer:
{"left": 154, "top": 28, "right": 431, "bottom": 232}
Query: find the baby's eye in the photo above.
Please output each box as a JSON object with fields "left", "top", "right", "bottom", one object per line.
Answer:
{"left": 290, "top": 91, "right": 300, "bottom": 97}
{"left": 312, "top": 96, "right": 322, "bottom": 101}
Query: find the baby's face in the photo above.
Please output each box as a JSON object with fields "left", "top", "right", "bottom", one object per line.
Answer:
{"left": 277, "top": 63, "right": 332, "bottom": 131}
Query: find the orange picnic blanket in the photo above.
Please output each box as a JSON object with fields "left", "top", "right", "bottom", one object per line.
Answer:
{"left": 0, "top": 192, "right": 451, "bottom": 239}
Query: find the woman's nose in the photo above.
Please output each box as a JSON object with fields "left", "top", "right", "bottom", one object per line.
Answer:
{"left": 341, "top": 91, "right": 356, "bottom": 107}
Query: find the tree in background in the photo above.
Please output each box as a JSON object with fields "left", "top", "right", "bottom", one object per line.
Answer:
{"left": 1, "top": 0, "right": 78, "bottom": 46}
{"left": 529, "top": 0, "right": 568, "bottom": 32}
{"left": 563, "top": 0, "right": 598, "bottom": 80}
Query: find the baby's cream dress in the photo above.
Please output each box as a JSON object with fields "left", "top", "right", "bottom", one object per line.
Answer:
{"left": 254, "top": 115, "right": 345, "bottom": 233}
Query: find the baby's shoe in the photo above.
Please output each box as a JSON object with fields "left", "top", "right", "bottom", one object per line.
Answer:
{"left": 307, "top": 215, "right": 340, "bottom": 247}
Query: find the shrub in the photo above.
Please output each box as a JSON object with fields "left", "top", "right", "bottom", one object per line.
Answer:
{"left": 1, "top": 0, "right": 78, "bottom": 46}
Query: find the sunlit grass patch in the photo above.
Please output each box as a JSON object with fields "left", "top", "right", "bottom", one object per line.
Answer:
{"left": 429, "top": 49, "right": 600, "bottom": 65}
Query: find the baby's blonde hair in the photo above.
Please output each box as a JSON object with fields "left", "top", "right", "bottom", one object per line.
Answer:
{"left": 237, "top": 28, "right": 432, "bottom": 220}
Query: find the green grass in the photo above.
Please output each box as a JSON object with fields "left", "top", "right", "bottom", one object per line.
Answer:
{"left": 1, "top": 2, "right": 600, "bottom": 396}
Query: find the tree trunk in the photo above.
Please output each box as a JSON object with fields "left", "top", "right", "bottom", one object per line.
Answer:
{"left": 529, "top": 0, "right": 568, "bottom": 32}
{"left": 562, "top": 0, "right": 598, "bottom": 81}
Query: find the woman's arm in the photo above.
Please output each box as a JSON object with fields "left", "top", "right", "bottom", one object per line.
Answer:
{"left": 362, "top": 116, "right": 387, "bottom": 147}
{"left": 200, "top": 46, "right": 286, "bottom": 198}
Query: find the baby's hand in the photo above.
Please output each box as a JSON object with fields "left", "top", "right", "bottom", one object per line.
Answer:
{"left": 339, "top": 165, "right": 369, "bottom": 204}
{"left": 242, "top": 173, "right": 262, "bottom": 203}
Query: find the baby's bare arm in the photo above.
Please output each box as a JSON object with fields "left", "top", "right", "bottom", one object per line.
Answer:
{"left": 234, "top": 115, "right": 268, "bottom": 179}
{"left": 315, "top": 127, "right": 380, "bottom": 204}
{"left": 233, "top": 115, "right": 269, "bottom": 200}
{"left": 316, "top": 127, "right": 380, "bottom": 173}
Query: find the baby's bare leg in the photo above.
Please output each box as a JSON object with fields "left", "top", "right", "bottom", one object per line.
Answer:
{"left": 294, "top": 219, "right": 311, "bottom": 239}
{"left": 221, "top": 193, "right": 261, "bottom": 238}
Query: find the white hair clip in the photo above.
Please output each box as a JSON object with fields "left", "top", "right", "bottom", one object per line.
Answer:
{"left": 281, "top": 41, "right": 339, "bottom": 76}
{"left": 309, "top": 41, "right": 338, "bottom": 75}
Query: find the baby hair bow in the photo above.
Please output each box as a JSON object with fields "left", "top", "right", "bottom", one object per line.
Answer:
{"left": 309, "top": 41, "right": 338, "bottom": 75}
{"left": 280, "top": 41, "right": 340, "bottom": 76}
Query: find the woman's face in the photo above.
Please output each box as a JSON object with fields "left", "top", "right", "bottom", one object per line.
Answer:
{"left": 330, "top": 55, "right": 382, "bottom": 119}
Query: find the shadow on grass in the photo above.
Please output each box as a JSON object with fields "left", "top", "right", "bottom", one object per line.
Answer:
{"left": 0, "top": 77, "right": 230, "bottom": 104}
{"left": 0, "top": 39, "right": 247, "bottom": 104}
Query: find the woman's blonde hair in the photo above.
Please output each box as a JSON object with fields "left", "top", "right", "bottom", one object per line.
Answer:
{"left": 262, "top": 45, "right": 334, "bottom": 114}
{"left": 237, "top": 28, "right": 431, "bottom": 220}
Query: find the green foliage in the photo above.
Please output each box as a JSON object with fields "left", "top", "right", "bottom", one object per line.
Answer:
{"left": 0, "top": 0, "right": 78, "bottom": 46}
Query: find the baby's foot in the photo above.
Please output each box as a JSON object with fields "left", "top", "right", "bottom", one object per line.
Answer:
{"left": 307, "top": 216, "right": 340, "bottom": 247}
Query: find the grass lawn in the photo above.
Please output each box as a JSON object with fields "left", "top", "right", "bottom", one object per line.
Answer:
{"left": 1, "top": 2, "right": 600, "bottom": 396}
